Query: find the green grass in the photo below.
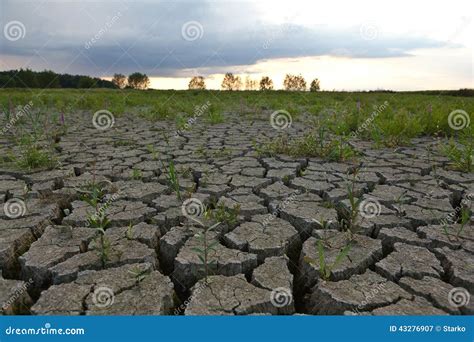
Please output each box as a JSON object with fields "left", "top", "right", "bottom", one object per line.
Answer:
{"left": 441, "top": 130, "right": 474, "bottom": 172}
{"left": 1, "top": 88, "right": 473, "bottom": 170}
{"left": 257, "top": 130, "right": 359, "bottom": 162}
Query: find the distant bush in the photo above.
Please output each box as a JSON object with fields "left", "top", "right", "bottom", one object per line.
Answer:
{"left": 112, "top": 74, "right": 127, "bottom": 89}
{"left": 127, "top": 72, "right": 150, "bottom": 90}
{"left": 221, "top": 73, "right": 242, "bottom": 91}
{"left": 260, "top": 76, "right": 274, "bottom": 91}
{"left": 189, "top": 76, "right": 206, "bottom": 90}
{"left": 283, "top": 74, "right": 306, "bottom": 91}
{"left": 310, "top": 79, "right": 320, "bottom": 92}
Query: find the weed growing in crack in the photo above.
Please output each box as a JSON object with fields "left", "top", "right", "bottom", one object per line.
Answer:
{"left": 339, "top": 168, "right": 363, "bottom": 238}
{"left": 88, "top": 210, "right": 112, "bottom": 268}
{"left": 188, "top": 214, "right": 221, "bottom": 283}
{"left": 125, "top": 222, "right": 134, "bottom": 240}
{"left": 78, "top": 181, "right": 114, "bottom": 268}
{"left": 304, "top": 239, "right": 352, "bottom": 281}
{"left": 312, "top": 218, "right": 333, "bottom": 244}
{"left": 457, "top": 206, "right": 471, "bottom": 239}
{"left": 131, "top": 168, "right": 143, "bottom": 180}
{"left": 393, "top": 190, "right": 409, "bottom": 217}
{"left": 128, "top": 266, "right": 150, "bottom": 286}
{"left": 211, "top": 202, "right": 240, "bottom": 227}
{"left": 161, "top": 159, "right": 181, "bottom": 200}
{"left": 441, "top": 131, "right": 474, "bottom": 173}
{"left": 205, "top": 104, "right": 225, "bottom": 125}
{"left": 7, "top": 135, "right": 58, "bottom": 171}
{"left": 256, "top": 130, "right": 358, "bottom": 162}
{"left": 146, "top": 144, "right": 159, "bottom": 160}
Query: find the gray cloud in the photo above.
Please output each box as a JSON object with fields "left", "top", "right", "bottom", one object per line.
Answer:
{"left": 0, "top": 0, "right": 447, "bottom": 77}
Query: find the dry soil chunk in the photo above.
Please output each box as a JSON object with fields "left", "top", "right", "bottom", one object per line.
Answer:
{"left": 20, "top": 226, "right": 96, "bottom": 289}
{"left": 435, "top": 247, "right": 474, "bottom": 292}
{"left": 63, "top": 200, "right": 156, "bottom": 227}
{"left": 399, "top": 276, "right": 472, "bottom": 314}
{"left": 224, "top": 215, "right": 300, "bottom": 262}
{"left": 375, "top": 243, "right": 443, "bottom": 281}
{"left": 306, "top": 270, "right": 411, "bottom": 314}
{"left": 298, "top": 231, "right": 383, "bottom": 290}
{"left": 173, "top": 233, "right": 257, "bottom": 291}
{"left": 185, "top": 275, "right": 290, "bottom": 315}
{"left": 0, "top": 277, "right": 33, "bottom": 315}
{"left": 251, "top": 256, "right": 293, "bottom": 291}
{"left": 369, "top": 296, "right": 448, "bottom": 315}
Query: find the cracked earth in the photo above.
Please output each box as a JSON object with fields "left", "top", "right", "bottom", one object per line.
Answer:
{"left": 1, "top": 112, "right": 473, "bottom": 316}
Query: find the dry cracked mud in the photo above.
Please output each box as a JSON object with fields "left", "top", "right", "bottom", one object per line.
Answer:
{"left": 1, "top": 112, "right": 473, "bottom": 316}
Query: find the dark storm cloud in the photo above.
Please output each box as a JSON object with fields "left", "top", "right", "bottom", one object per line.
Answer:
{"left": 0, "top": 0, "right": 446, "bottom": 77}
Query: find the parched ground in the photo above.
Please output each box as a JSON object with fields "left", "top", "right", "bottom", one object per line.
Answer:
{"left": 1, "top": 111, "right": 473, "bottom": 316}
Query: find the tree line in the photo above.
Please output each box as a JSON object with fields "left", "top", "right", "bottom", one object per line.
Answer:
{"left": 0, "top": 68, "right": 320, "bottom": 91}
{"left": 0, "top": 69, "right": 116, "bottom": 89}
{"left": 192, "top": 73, "right": 320, "bottom": 91}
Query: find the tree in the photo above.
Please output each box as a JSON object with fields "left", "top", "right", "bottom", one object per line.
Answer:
{"left": 283, "top": 74, "right": 306, "bottom": 91}
{"left": 259, "top": 76, "right": 274, "bottom": 91}
{"left": 188, "top": 76, "right": 206, "bottom": 90}
{"left": 78, "top": 76, "right": 95, "bottom": 88}
{"left": 36, "top": 70, "right": 60, "bottom": 88}
{"left": 244, "top": 76, "right": 258, "bottom": 90}
{"left": 127, "top": 72, "right": 150, "bottom": 90}
{"left": 112, "top": 73, "right": 127, "bottom": 89}
{"left": 310, "top": 78, "right": 320, "bottom": 92}
{"left": 16, "top": 68, "right": 38, "bottom": 88}
{"left": 221, "top": 73, "right": 242, "bottom": 91}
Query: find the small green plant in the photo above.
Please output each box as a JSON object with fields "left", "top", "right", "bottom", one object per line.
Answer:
{"left": 455, "top": 206, "right": 471, "bottom": 239}
{"left": 340, "top": 168, "right": 363, "bottom": 237}
{"left": 206, "top": 104, "right": 225, "bottom": 124}
{"left": 131, "top": 168, "right": 143, "bottom": 180}
{"left": 88, "top": 211, "right": 112, "bottom": 268}
{"left": 393, "top": 190, "right": 409, "bottom": 217}
{"left": 161, "top": 159, "right": 181, "bottom": 200}
{"left": 79, "top": 181, "right": 113, "bottom": 268}
{"left": 189, "top": 215, "right": 221, "bottom": 283}
{"left": 312, "top": 218, "right": 333, "bottom": 244}
{"left": 305, "top": 239, "right": 352, "bottom": 281}
{"left": 126, "top": 222, "right": 134, "bottom": 240}
{"left": 128, "top": 266, "right": 150, "bottom": 285}
{"left": 78, "top": 182, "right": 107, "bottom": 208}
{"left": 14, "top": 144, "right": 56, "bottom": 170}
{"left": 146, "top": 144, "right": 159, "bottom": 160}
{"left": 211, "top": 202, "right": 240, "bottom": 226}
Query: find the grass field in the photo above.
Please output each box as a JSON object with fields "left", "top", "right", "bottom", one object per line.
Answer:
{"left": 1, "top": 88, "right": 473, "bottom": 172}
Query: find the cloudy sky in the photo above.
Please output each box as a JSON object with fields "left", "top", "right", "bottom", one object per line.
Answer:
{"left": 0, "top": 0, "right": 472, "bottom": 90}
